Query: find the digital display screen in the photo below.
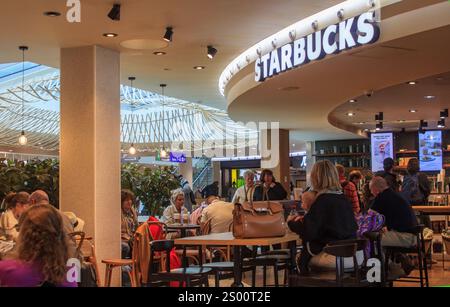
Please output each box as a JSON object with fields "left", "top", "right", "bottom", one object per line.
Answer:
{"left": 371, "top": 133, "right": 394, "bottom": 173}
{"left": 419, "top": 130, "right": 442, "bottom": 171}
{"left": 169, "top": 152, "right": 187, "bottom": 163}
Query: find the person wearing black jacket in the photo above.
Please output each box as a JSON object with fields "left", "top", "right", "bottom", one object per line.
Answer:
{"left": 253, "top": 169, "right": 287, "bottom": 201}
{"left": 375, "top": 157, "right": 399, "bottom": 192}
{"left": 370, "top": 176, "right": 417, "bottom": 247}
{"left": 288, "top": 161, "right": 357, "bottom": 274}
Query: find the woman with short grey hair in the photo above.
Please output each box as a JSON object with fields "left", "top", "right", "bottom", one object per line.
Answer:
{"left": 231, "top": 171, "right": 255, "bottom": 204}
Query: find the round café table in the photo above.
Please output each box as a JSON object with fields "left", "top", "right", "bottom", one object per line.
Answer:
{"left": 165, "top": 224, "right": 201, "bottom": 238}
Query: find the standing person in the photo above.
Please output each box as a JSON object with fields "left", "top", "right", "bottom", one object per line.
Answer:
{"left": 121, "top": 190, "right": 138, "bottom": 259}
{"left": 179, "top": 176, "right": 196, "bottom": 212}
{"left": 336, "top": 165, "right": 361, "bottom": 213}
{"left": 292, "top": 161, "right": 357, "bottom": 275}
{"left": 376, "top": 158, "right": 399, "bottom": 192}
{"left": 0, "top": 192, "right": 29, "bottom": 241}
{"left": 401, "top": 158, "right": 431, "bottom": 205}
{"left": 232, "top": 171, "right": 255, "bottom": 204}
{"left": 202, "top": 181, "right": 220, "bottom": 198}
{"left": 226, "top": 182, "right": 237, "bottom": 202}
{"left": 0, "top": 204, "right": 77, "bottom": 287}
{"left": 253, "top": 169, "right": 287, "bottom": 201}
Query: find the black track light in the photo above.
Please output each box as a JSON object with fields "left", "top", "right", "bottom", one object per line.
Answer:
{"left": 375, "top": 112, "right": 384, "bottom": 122}
{"left": 207, "top": 45, "right": 218, "bottom": 59}
{"left": 440, "top": 109, "right": 449, "bottom": 119}
{"left": 420, "top": 120, "right": 428, "bottom": 128}
{"left": 438, "top": 119, "right": 446, "bottom": 129}
{"left": 375, "top": 122, "right": 383, "bottom": 131}
{"left": 108, "top": 4, "right": 121, "bottom": 21}
{"left": 163, "top": 27, "right": 173, "bottom": 42}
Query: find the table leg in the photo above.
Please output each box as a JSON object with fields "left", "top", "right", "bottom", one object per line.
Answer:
{"left": 231, "top": 245, "right": 244, "bottom": 287}
{"left": 182, "top": 246, "right": 188, "bottom": 268}
{"left": 180, "top": 229, "right": 187, "bottom": 238}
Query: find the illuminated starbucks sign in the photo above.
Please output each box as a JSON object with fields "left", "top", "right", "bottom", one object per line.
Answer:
{"left": 255, "top": 12, "right": 380, "bottom": 82}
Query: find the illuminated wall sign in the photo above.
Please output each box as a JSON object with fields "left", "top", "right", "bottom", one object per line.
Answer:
{"left": 170, "top": 152, "right": 187, "bottom": 163}
{"left": 255, "top": 12, "right": 380, "bottom": 82}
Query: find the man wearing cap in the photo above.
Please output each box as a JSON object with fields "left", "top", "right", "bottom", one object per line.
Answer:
{"left": 376, "top": 158, "right": 399, "bottom": 192}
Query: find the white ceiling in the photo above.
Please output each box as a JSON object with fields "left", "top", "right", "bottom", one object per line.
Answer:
{"left": 0, "top": 0, "right": 341, "bottom": 110}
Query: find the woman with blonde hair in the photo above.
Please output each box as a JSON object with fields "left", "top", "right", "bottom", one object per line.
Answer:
{"left": 295, "top": 160, "right": 357, "bottom": 274}
{"left": 0, "top": 204, "right": 76, "bottom": 287}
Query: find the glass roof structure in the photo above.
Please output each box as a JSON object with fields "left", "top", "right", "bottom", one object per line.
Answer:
{"left": 0, "top": 62, "right": 258, "bottom": 155}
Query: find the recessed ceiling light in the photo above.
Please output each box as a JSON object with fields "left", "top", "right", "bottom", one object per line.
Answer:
{"left": 347, "top": 112, "right": 355, "bottom": 117}
{"left": 349, "top": 99, "right": 357, "bottom": 103}
{"left": 357, "top": 122, "right": 366, "bottom": 125}
{"left": 153, "top": 51, "right": 166, "bottom": 56}
{"left": 44, "top": 11, "right": 61, "bottom": 17}
{"left": 163, "top": 68, "right": 171, "bottom": 71}
{"left": 424, "top": 95, "right": 436, "bottom": 100}
{"left": 103, "top": 33, "right": 118, "bottom": 38}
{"left": 406, "top": 81, "right": 417, "bottom": 85}
{"left": 398, "top": 120, "right": 406, "bottom": 123}
{"left": 194, "top": 66, "right": 205, "bottom": 70}
{"left": 409, "top": 109, "right": 417, "bottom": 113}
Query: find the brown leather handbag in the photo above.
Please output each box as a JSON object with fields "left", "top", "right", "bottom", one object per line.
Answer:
{"left": 232, "top": 187, "right": 286, "bottom": 239}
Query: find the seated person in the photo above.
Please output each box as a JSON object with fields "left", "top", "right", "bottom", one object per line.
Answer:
{"left": 200, "top": 197, "right": 234, "bottom": 234}
{"left": 162, "top": 189, "right": 189, "bottom": 225}
{"left": 292, "top": 161, "right": 358, "bottom": 275}
{"left": 121, "top": 190, "right": 138, "bottom": 259}
{"left": 369, "top": 177, "right": 418, "bottom": 248}
{"left": 287, "top": 190, "right": 317, "bottom": 231}
{"left": 0, "top": 204, "right": 77, "bottom": 287}
{"left": 190, "top": 195, "right": 216, "bottom": 225}
{"left": 0, "top": 192, "right": 30, "bottom": 241}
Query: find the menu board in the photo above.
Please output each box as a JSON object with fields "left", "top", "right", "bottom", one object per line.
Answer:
{"left": 419, "top": 131, "right": 442, "bottom": 171}
{"left": 371, "top": 133, "right": 394, "bottom": 173}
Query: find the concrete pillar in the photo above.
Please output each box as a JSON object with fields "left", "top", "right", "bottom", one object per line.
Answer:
{"left": 306, "top": 141, "right": 316, "bottom": 188}
{"left": 60, "top": 46, "right": 121, "bottom": 286}
{"left": 260, "top": 129, "right": 291, "bottom": 194}
{"left": 179, "top": 157, "right": 193, "bottom": 187}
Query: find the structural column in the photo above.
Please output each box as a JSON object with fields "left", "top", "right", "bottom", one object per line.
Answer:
{"left": 60, "top": 46, "right": 121, "bottom": 286}
{"left": 306, "top": 141, "right": 316, "bottom": 188}
{"left": 260, "top": 129, "right": 291, "bottom": 194}
{"left": 179, "top": 157, "right": 193, "bottom": 187}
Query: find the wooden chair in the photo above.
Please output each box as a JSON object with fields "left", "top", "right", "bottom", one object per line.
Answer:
{"left": 68, "top": 231, "right": 102, "bottom": 287}
{"left": 442, "top": 234, "right": 450, "bottom": 270}
{"left": 102, "top": 259, "right": 137, "bottom": 287}
{"left": 147, "top": 240, "right": 211, "bottom": 287}
{"left": 289, "top": 242, "right": 360, "bottom": 287}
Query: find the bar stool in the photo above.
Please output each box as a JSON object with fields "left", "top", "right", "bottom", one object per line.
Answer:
{"left": 102, "top": 259, "right": 137, "bottom": 287}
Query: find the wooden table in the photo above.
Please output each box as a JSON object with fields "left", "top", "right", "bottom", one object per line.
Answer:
{"left": 166, "top": 224, "right": 201, "bottom": 238}
{"left": 175, "top": 232, "right": 299, "bottom": 287}
{"left": 413, "top": 206, "right": 450, "bottom": 228}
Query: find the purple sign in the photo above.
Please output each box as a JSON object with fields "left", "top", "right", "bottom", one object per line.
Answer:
{"left": 170, "top": 152, "right": 187, "bottom": 163}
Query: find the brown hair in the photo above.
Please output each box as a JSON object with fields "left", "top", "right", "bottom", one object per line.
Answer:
{"left": 349, "top": 170, "right": 363, "bottom": 182}
{"left": 10, "top": 192, "right": 30, "bottom": 208}
{"left": 260, "top": 169, "right": 276, "bottom": 183}
{"left": 310, "top": 160, "right": 342, "bottom": 193}
{"left": 121, "top": 189, "right": 135, "bottom": 205}
{"left": 336, "top": 164, "right": 345, "bottom": 176}
{"left": 4, "top": 192, "right": 17, "bottom": 210}
{"left": 407, "top": 158, "right": 420, "bottom": 175}
{"left": 17, "top": 204, "right": 69, "bottom": 285}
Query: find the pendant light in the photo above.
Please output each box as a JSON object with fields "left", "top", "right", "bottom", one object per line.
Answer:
{"left": 159, "top": 84, "right": 168, "bottom": 159}
{"left": 128, "top": 77, "right": 137, "bottom": 155}
{"left": 18, "top": 46, "right": 28, "bottom": 146}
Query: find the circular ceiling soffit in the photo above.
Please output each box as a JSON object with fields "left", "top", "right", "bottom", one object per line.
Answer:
{"left": 120, "top": 39, "right": 168, "bottom": 50}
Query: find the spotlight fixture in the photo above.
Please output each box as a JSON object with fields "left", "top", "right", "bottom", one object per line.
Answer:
{"left": 406, "top": 81, "right": 417, "bottom": 85}
{"left": 153, "top": 51, "right": 166, "bottom": 56}
{"left": 375, "top": 122, "right": 383, "bottom": 131}
{"left": 349, "top": 99, "right": 357, "bottom": 103}
{"left": 357, "top": 122, "right": 366, "bottom": 125}
{"left": 44, "top": 11, "right": 61, "bottom": 17}
{"left": 193, "top": 66, "right": 205, "bottom": 70}
{"left": 409, "top": 109, "right": 417, "bottom": 113}
{"left": 347, "top": 112, "right": 355, "bottom": 117}
{"left": 424, "top": 95, "right": 436, "bottom": 100}
{"left": 207, "top": 45, "right": 218, "bottom": 59}
{"left": 440, "top": 109, "right": 449, "bottom": 119}
{"left": 163, "top": 27, "right": 174, "bottom": 42}
{"left": 420, "top": 120, "right": 428, "bottom": 128}
{"left": 375, "top": 112, "right": 384, "bottom": 122}
{"left": 103, "top": 33, "right": 118, "bottom": 38}
{"left": 107, "top": 4, "right": 121, "bottom": 21}
{"left": 438, "top": 119, "right": 446, "bottom": 129}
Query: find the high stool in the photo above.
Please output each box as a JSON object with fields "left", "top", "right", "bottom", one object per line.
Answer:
{"left": 102, "top": 259, "right": 137, "bottom": 287}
